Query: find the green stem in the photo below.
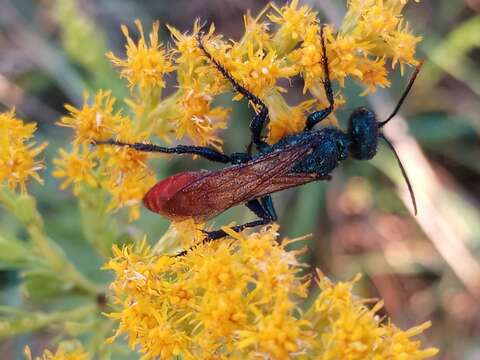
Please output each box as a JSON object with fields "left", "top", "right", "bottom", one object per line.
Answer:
{"left": 152, "top": 223, "right": 183, "bottom": 255}
{"left": 78, "top": 186, "right": 117, "bottom": 258}
{"left": 145, "top": 90, "right": 182, "bottom": 134}
{"left": 0, "top": 303, "right": 97, "bottom": 339}
{"left": 0, "top": 189, "right": 103, "bottom": 295}
{"left": 135, "top": 86, "right": 165, "bottom": 134}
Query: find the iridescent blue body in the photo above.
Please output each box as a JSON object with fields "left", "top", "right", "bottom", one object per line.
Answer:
{"left": 260, "top": 127, "right": 351, "bottom": 176}
{"left": 256, "top": 106, "right": 378, "bottom": 176}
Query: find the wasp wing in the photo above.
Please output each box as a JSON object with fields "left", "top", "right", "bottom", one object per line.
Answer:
{"left": 165, "top": 141, "right": 324, "bottom": 221}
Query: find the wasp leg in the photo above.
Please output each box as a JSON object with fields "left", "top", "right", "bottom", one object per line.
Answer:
{"left": 245, "top": 198, "right": 268, "bottom": 218}
{"left": 204, "top": 218, "right": 273, "bottom": 241}
{"left": 245, "top": 196, "right": 277, "bottom": 221}
{"left": 305, "top": 25, "right": 335, "bottom": 131}
{"left": 174, "top": 217, "right": 273, "bottom": 257}
{"left": 260, "top": 196, "right": 278, "bottom": 221}
{"left": 197, "top": 32, "right": 269, "bottom": 151}
{"left": 174, "top": 197, "right": 277, "bottom": 257}
{"left": 93, "top": 139, "right": 231, "bottom": 163}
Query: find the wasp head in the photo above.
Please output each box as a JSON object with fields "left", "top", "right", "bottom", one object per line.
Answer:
{"left": 348, "top": 107, "right": 379, "bottom": 160}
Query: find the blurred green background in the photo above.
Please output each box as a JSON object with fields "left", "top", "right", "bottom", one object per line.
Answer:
{"left": 1, "top": 0, "right": 479, "bottom": 359}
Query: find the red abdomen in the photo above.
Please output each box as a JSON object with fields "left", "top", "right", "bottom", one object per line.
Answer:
{"left": 142, "top": 171, "right": 210, "bottom": 221}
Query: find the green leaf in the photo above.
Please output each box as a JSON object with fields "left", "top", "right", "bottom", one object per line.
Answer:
{"left": 0, "top": 235, "right": 35, "bottom": 269}
{"left": 21, "top": 269, "right": 73, "bottom": 300}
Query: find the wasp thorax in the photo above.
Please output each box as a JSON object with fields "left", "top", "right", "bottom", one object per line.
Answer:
{"left": 348, "top": 107, "right": 379, "bottom": 160}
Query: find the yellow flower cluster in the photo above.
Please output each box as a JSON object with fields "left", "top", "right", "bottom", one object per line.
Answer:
{"left": 309, "top": 274, "right": 437, "bottom": 359}
{"left": 105, "top": 225, "right": 438, "bottom": 359}
{"left": 0, "top": 109, "right": 47, "bottom": 193}
{"left": 24, "top": 345, "right": 88, "bottom": 360}
{"left": 54, "top": 0, "right": 421, "bottom": 217}
{"left": 107, "top": 20, "right": 174, "bottom": 93}
{"left": 54, "top": 91, "right": 155, "bottom": 220}
{"left": 288, "top": 0, "right": 421, "bottom": 98}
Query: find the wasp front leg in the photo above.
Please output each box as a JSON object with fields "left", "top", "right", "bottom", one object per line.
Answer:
{"left": 305, "top": 25, "right": 335, "bottom": 131}
{"left": 94, "top": 139, "right": 232, "bottom": 163}
{"left": 198, "top": 32, "right": 270, "bottom": 152}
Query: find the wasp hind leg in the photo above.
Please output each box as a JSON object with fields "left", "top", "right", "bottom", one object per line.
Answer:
{"left": 175, "top": 197, "right": 277, "bottom": 257}
{"left": 204, "top": 196, "right": 277, "bottom": 240}
{"left": 197, "top": 32, "right": 270, "bottom": 152}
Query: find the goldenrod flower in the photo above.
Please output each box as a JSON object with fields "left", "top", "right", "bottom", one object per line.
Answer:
{"left": 158, "top": 23, "right": 230, "bottom": 147}
{"left": 167, "top": 21, "right": 219, "bottom": 86}
{"left": 101, "top": 119, "right": 149, "bottom": 173}
{"left": 341, "top": 0, "right": 422, "bottom": 71}
{"left": 58, "top": 90, "right": 122, "bottom": 144}
{"left": 236, "top": 305, "right": 312, "bottom": 359}
{"left": 378, "top": 322, "right": 440, "bottom": 359}
{"left": 106, "top": 0, "right": 421, "bottom": 150}
{"left": 105, "top": 226, "right": 437, "bottom": 359}
{"left": 319, "top": 303, "right": 387, "bottom": 358}
{"left": 102, "top": 169, "right": 156, "bottom": 221}
{"left": 326, "top": 30, "right": 373, "bottom": 86}
{"left": 269, "top": 0, "right": 318, "bottom": 54}
{"left": 171, "top": 218, "right": 206, "bottom": 249}
{"left": 24, "top": 345, "right": 88, "bottom": 360}
{"left": 289, "top": 0, "right": 421, "bottom": 99}
{"left": 384, "top": 22, "right": 422, "bottom": 73}
{"left": 52, "top": 146, "right": 97, "bottom": 194}
{"left": 107, "top": 20, "right": 174, "bottom": 92}
{"left": 195, "top": 32, "right": 297, "bottom": 102}
{"left": 265, "top": 93, "right": 315, "bottom": 143}
{"left": 230, "top": 43, "right": 297, "bottom": 99}
{"left": 57, "top": 89, "right": 155, "bottom": 219}
{"left": 357, "top": 56, "right": 391, "bottom": 95}
{"left": 0, "top": 109, "right": 47, "bottom": 193}
{"left": 308, "top": 273, "right": 439, "bottom": 359}
{"left": 168, "top": 21, "right": 204, "bottom": 65}
{"left": 105, "top": 226, "right": 311, "bottom": 359}
{"left": 242, "top": 10, "right": 272, "bottom": 51}
{"left": 175, "top": 89, "right": 229, "bottom": 149}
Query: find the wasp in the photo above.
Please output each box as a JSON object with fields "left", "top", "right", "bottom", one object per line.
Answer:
{"left": 96, "top": 26, "right": 422, "bottom": 255}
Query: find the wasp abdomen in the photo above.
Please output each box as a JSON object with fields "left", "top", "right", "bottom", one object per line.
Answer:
{"left": 143, "top": 171, "right": 208, "bottom": 220}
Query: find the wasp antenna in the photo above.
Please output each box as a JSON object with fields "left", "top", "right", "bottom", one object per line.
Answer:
{"left": 378, "top": 60, "right": 424, "bottom": 128}
{"left": 379, "top": 134, "right": 417, "bottom": 215}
